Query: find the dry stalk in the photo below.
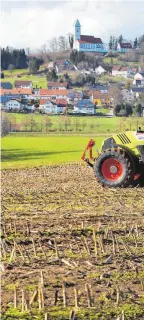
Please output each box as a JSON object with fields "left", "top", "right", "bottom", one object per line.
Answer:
{"left": 29, "top": 290, "right": 38, "bottom": 305}
{"left": 74, "top": 287, "right": 78, "bottom": 308}
{"left": 9, "top": 243, "right": 16, "bottom": 263}
{"left": 21, "top": 289, "right": 25, "bottom": 312}
{"left": 62, "top": 282, "right": 67, "bottom": 307}
{"left": 54, "top": 239, "right": 59, "bottom": 258}
{"left": 14, "top": 286, "right": 17, "bottom": 308}
{"left": 98, "top": 235, "right": 105, "bottom": 254}
{"left": 111, "top": 231, "right": 116, "bottom": 256}
{"left": 54, "top": 289, "right": 59, "bottom": 306}
{"left": 85, "top": 284, "right": 92, "bottom": 307}
{"left": 93, "top": 228, "right": 98, "bottom": 257}
{"left": 116, "top": 286, "right": 120, "bottom": 305}
{"left": 31, "top": 237, "right": 37, "bottom": 257}
{"left": 69, "top": 310, "right": 75, "bottom": 320}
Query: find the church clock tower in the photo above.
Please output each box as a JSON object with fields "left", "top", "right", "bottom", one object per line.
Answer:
{"left": 75, "top": 19, "right": 81, "bottom": 40}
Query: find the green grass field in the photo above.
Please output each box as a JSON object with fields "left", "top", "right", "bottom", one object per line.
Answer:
{"left": 1, "top": 135, "right": 104, "bottom": 169}
{"left": 2, "top": 74, "right": 47, "bottom": 88}
{"left": 7, "top": 113, "right": 144, "bottom": 133}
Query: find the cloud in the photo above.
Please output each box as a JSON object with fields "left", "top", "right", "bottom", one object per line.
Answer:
{"left": 1, "top": 0, "right": 144, "bottom": 49}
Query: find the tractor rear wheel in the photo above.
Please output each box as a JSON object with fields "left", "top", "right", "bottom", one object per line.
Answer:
{"left": 94, "top": 149, "right": 135, "bottom": 187}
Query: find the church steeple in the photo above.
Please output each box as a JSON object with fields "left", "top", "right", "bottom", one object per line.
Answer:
{"left": 75, "top": 19, "right": 81, "bottom": 40}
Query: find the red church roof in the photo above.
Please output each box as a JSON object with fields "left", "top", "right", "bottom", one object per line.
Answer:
{"left": 78, "top": 35, "right": 103, "bottom": 44}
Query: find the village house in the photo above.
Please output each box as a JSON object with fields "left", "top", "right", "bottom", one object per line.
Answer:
{"left": 112, "top": 65, "right": 122, "bottom": 76}
{"left": 47, "top": 82, "right": 69, "bottom": 90}
{"left": 133, "top": 72, "right": 144, "bottom": 86}
{"left": 117, "top": 42, "right": 132, "bottom": 51}
{"left": 39, "top": 99, "right": 63, "bottom": 114}
{"left": 0, "top": 88, "right": 32, "bottom": 103}
{"left": 131, "top": 86, "right": 144, "bottom": 98}
{"left": 89, "top": 84, "right": 109, "bottom": 93}
{"left": 5, "top": 99, "right": 21, "bottom": 112}
{"left": 112, "top": 66, "right": 131, "bottom": 78}
{"left": 91, "top": 92, "right": 111, "bottom": 107}
{"left": 74, "top": 99, "right": 96, "bottom": 114}
{"left": 55, "top": 60, "right": 77, "bottom": 73}
{"left": 39, "top": 89, "right": 71, "bottom": 102}
{"left": 14, "top": 80, "right": 33, "bottom": 89}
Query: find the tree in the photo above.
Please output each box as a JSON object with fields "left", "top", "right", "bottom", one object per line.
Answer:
{"left": 109, "top": 36, "right": 113, "bottom": 50}
{"left": 49, "top": 37, "right": 58, "bottom": 52}
{"left": 125, "top": 80, "right": 131, "bottom": 90}
{"left": 114, "top": 104, "right": 121, "bottom": 116}
{"left": 135, "top": 103, "right": 143, "bottom": 117}
{"left": 134, "top": 37, "right": 138, "bottom": 49}
{"left": 108, "top": 86, "right": 123, "bottom": 107}
{"left": 1, "top": 113, "right": 11, "bottom": 136}
{"left": 1, "top": 72, "right": 4, "bottom": 78}
{"left": 68, "top": 34, "right": 74, "bottom": 49}
{"left": 8, "top": 64, "right": 15, "bottom": 74}
{"left": 29, "top": 58, "right": 39, "bottom": 74}
{"left": 58, "top": 36, "right": 68, "bottom": 51}
{"left": 118, "top": 34, "right": 123, "bottom": 43}
{"left": 46, "top": 69, "right": 58, "bottom": 81}
{"left": 45, "top": 117, "right": 52, "bottom": 132}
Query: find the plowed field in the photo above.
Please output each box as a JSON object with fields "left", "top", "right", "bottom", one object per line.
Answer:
{"left": 1, "top": 164, "right": 144, "bottom": 319}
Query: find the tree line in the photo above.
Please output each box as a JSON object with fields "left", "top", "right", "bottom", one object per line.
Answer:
{"left": 108, "top": 34, "right": 144, "bottom": 50}
{"left": 1, "top": 47, "right": 27, "bottom": 70}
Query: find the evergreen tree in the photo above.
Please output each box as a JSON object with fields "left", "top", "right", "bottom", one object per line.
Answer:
{"left": 118, "top": 34, "right": 123, "bottom": 43}
{"left": 109, "top": 36, "right": 113, "bottom": 50}
{"left": 134, "top": 37, "right": 138, "bottom": 49}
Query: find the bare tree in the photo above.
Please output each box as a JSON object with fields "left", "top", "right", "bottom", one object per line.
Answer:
{"left": 108, "top": 86, "right": 123, "bottom": 107}
{"left": 1, "top": 113, "right": 11, "bottom": 136}
{"left": 58, "top": 36, "right": 69, "bottom": 51}
{"left": 49, "top": 37, "right": 58, "bottom": 52}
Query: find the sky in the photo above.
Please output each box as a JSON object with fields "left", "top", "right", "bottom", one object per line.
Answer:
{"left": 1, "top": 0, "right": 144, "bottom": 49}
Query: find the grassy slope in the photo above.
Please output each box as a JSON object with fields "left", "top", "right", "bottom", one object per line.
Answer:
{"left": 1, "top": 135, "right": 104, "bottom": 169}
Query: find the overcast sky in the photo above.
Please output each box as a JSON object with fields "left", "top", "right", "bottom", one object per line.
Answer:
{"left": 1, "top": 0, "right": 144, "bottom": 49}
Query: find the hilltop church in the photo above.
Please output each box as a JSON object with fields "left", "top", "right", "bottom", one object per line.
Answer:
{"left": 73, "top": 19, "right": 104, "bottom": 53}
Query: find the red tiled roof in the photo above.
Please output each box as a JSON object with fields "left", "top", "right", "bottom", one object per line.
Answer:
{"left": 92, "top": 92, "right": 110, "bottom": 99}
{"left": 48, "top": 82, "right": 68, "bottom": 87}
{"left": 79, "top": 35, "right": 103, "bottom": 44}
{"left": 39, "top": 89, "right": 70, "bottom": 96}
{"left": 15, "top": 81, "right": 32, "bottom": 86}
{"left": 1, "top": 88, "right": 32, "bottom": 95}
{"left": 112, "top": 65, "right": 121, "bottom": 71}
{"left": 120, "top": 66, "right": 129, "bottom": 71}
{"left": 40, "top": 99, "right": 49, "bottom": 105}
{"left": 56, "top": 99, "right": 67, "bottom": 106}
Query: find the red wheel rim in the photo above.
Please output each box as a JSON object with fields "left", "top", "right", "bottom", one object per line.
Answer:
{"left": 101, "top": 158, "right": 123, "bottom": 181}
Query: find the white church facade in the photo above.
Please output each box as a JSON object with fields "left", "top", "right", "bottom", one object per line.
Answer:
{"left": 73, "top": 20, "right": 132, "bottom": 53}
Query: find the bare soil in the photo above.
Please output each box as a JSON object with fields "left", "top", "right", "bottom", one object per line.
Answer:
{"left": 1, "top": 164, "right": 144, "bottom": 319}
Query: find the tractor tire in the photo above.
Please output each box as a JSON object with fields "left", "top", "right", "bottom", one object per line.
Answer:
{"left": 94, "top": 148, "right": 135, "bottom": 188}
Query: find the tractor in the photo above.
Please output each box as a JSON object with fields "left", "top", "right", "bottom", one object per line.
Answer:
{"left": 82, "top": 129, "right": 144, "bottom": 187}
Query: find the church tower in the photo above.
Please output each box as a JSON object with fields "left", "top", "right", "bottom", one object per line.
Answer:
{"left": 75, "top": 19, "right": 81, "bottom": 40}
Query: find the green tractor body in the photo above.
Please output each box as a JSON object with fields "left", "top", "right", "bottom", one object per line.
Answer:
{"left": 82, "top": 130, "right": 144, "bottom": 187}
